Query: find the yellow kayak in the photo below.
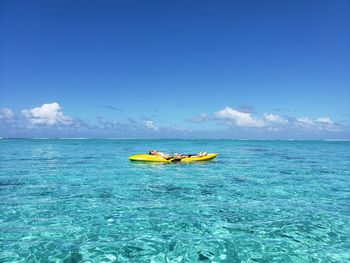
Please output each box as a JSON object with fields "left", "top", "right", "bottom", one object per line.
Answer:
{"left": 128, "top": 153, "right": 218, "bottom": 163}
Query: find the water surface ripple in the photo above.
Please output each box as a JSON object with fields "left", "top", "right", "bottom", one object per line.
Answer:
{"left": 0, "top": 139, "right": 349, "bottom": 262}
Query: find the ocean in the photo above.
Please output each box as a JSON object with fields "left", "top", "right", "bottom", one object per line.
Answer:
{"left": 0, "top": 139, "right": 349, "bottom": 262}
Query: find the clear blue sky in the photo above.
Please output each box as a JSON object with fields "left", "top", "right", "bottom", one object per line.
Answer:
{"left": 1, "top": 0, "right": 349, "bottom": 138}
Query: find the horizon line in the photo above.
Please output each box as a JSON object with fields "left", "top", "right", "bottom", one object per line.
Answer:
{"left": 1, "top": 137, "right": 349, "bottom": 141}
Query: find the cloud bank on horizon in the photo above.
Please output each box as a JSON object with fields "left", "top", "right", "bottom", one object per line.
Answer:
{"left": 195, "top": 106, "right": 342, "bottom": 132}
{"left": 0, "top": 102, "right": 348, "bottom": 139}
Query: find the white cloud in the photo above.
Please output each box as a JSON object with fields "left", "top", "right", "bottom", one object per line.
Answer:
{"left": 144, "top": 120, "right": 158, "bottom": 131}
{"left": 214, "top": 107, "right": 288, "bottom": 128}
{"left": 192, "top": 113, "right": 210, "bottom": 123}
{"left": 215, "top": 107, "right": 265, "bottom": 127}
{"left": 263, "top": 113, "right": 288, "bottom": 124}
{"left": 21, "top": 102, "right": 73, "bottom": 126}
{"left": 316, "top": 117, "right": 333, "bottom": 125}
{"left": 0, "top": 108, "right": 14, "bottom": 120}
{"left": 294, "top": 116, "right": 340, "bottom": 131}
{"left": 296, "top": 117, "right": 314, "bottom": 126}
{"left": 296, "top": 116, "right": 335, "bottom": 127}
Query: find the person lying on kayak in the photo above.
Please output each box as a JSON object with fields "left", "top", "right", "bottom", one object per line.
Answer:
{"left": 149, "top": 150, "right": 173, "bottom": 159}
{"left": 149, "top": 150, "right": 207, "bottom": 160}
{"left": 173, "top": 151, "right": 207, "bottom": 158}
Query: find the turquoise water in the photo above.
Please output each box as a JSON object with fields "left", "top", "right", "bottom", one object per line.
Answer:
{"left": 0, "top": 139, "right": 349, "bottom": 262}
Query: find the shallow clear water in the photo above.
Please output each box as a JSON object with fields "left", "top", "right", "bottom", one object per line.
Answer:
{"left": 0, "top": 139, "right": 349, "bottom": 262}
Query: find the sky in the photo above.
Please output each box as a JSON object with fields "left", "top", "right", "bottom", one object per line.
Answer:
{"left": 1, "top": 0, "right": 349, "bottom": 139}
